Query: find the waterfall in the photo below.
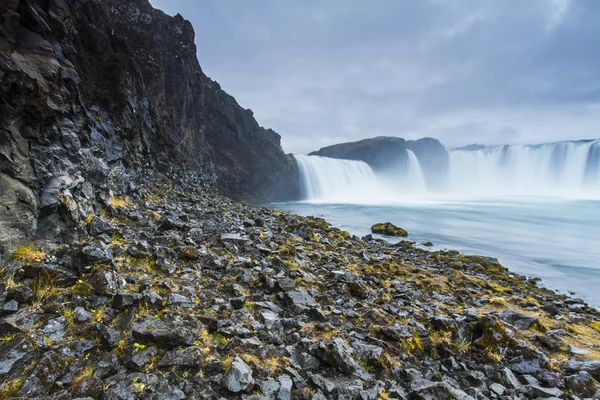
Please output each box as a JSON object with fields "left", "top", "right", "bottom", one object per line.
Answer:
{"left": 295, "top": 155, "right": 385, "bottom": 202}
{"left": 447, "top": 140, "right": 600, "bottom": 197}
{"left": 404, "top": 150, "right": 427, "bottom": 191}
{"left": 295, "top": 139, "right": 600, "bottom": 203}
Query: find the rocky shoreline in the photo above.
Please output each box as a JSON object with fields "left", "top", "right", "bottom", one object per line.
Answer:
{"left": 1, "top": 173, "right": 599, "bottom": 399}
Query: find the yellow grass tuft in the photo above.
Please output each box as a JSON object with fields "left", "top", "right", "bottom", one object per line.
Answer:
{"left": 12, "top": 243, "right": 45, "bottom": 264}
{"left": 108, "top": 196, "right": 130, "bottom": 209}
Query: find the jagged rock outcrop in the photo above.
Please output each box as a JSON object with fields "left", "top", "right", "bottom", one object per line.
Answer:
{"left": 0, "top": 0, "right": 299, "bottom": 261}
{"left": 310, "top": 136, "right": 449, "bottom": 189}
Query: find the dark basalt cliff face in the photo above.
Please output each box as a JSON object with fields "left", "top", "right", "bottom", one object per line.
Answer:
{"left": 0, "top": 0, "right": 299, "bottom": 260}
{"left": 310, "top": 136, "right": 449, "bottom": 189}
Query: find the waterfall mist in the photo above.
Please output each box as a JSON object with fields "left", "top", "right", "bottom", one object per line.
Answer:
{"left": 295, "top": 139, "right": 600, "bottom": 203}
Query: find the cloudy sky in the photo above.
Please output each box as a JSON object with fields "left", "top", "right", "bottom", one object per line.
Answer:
{"left": 149, "top": 0, "right": 599, "bottom": 154}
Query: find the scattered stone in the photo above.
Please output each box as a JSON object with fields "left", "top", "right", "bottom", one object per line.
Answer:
{"left": 96, "top": 324, "right": 121, "bottom": 350}
{"left": 566, "top": 371, "right": 598, "bottom": 397}
{"left": 0, "top": 300, "right": 19, "bottom": 317}
{"left": 223, "top": 356, "right": 255, "bottom": 393}
{"left": 132, "top": 316, "right": 197, "bottom": 348}
{"left": 17, "top": 351, "right": 68, "bottom": 397}
{"left": 499, "top": 310, "right": 538, "bottom": 330}
{"left": 81, "top": 241, "right": 114, "bottom": 265}
{"left": 157, "top": 346, "right": 203, "bottom": 368}
{"left": 129, "top": 346, "right": 157, "bottom": 371}
{"left": 73, "top": 307, "right": 94, "bottom": 324}
{"left": 89, "top": 269, "right": 127, "bottom": 295}
{"left": 88, "top": 217, "right": 112, "bottom": 236}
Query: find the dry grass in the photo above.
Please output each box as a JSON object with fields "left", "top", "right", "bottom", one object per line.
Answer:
{"left": 454, "top": 339, "right": 472, "bottom": 356}
{"left": 12, "top": 243, "right": 45, "bottom": 264}
{"left": 429, "top": 330, "right": 453, "bottom": 347}
{"left": 31, "top": 275, "right": 60, "bottom": 303}
{"left": 485, "top": 348, "right": 505, "bottom": 363}
{"left": 0, "top": 376, "right": 25, "bottom": 398}
{"left": 488, "top": 297, "right": 509, "bottom": 307}
{"left": 93, "top": 307, "right": 105, "bottom": 324}
{"left": 108, "top": 196, "right": 130, "bottom": 209}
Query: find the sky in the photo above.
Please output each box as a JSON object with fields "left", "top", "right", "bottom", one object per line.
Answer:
{"left": 148, "top": 0, "right": 600, "bottom": 154}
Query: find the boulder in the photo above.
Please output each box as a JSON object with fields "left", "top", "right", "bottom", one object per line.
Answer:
{"left": 89, "top": 269, "right": 126, "bottom": 296}
{"left": 17, "top": 351, "right": 68, "bottom": 397}
{"left": 223, "top": 356, "right": 255, "bottom": 393}
{"left": 157, "top": 346, "right": 203, "bottom": 368}
{"left": 499, "top": 310, "right": 539, "bottom": 330}
{"left": 371, "top": 222, "right": 408, "bottom": 237}
{"left": 132, "top": 316, "right": 197, "bottom": 348}
{"left": 566, "top": 371, "right": 598, "bottom": 397}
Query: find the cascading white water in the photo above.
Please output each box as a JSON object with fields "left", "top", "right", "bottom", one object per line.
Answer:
{"left": 295, "top": 155, "right": 383, "bottom": 202}
{"left": 296, "top": 139, "right": 600, "bottom": 202}
{"left": 404, "top": 150, "right": 427, "bottom": 191}
{"left": 447, "top": 140, "right": 600, "bottom": 197}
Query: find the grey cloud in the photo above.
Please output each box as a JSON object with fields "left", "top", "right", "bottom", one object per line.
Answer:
{"left": 149, "top": 0, "right": 600, "bottom": 154}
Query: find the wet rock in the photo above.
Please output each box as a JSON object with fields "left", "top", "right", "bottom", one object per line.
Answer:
{"left": 223, "top": 356, "right": 255, "bottom": 393}
{"left": 71, "top": 375, "right": 104, "bottom": 398}
{"left": 81, "top": 241, "right": 114, "bottom": 265}
{"left": 113, "top": 292, "right": 142, "bottom": 309}
{"left": 157, "top": 346, "right": 203, "bottom": 368}
{"left": 17, "top": 351, "right": 68, "bottom": 397}
{"left": 129, "top": 346, "right": 157, "bottom": 372}
{"left": 282, "top": 290, "right": 316, "bottom": 307}
{"left": 314, "top": 338, "right": 362, "bottom": 375}
{"left": 563, "top": 359, "right": 600, "bottom": 380}
{"left": 566, "top": 371, "right": 598, "bottom": 397}
{"left": 43, "top": 317, "right": 66, "bottom": 343}
{"left": 23, "top": 264, "right": 79, "bottom": 286}
{"left": 96, "top": 324, "right": 121, "bottom": 350}
{"left": 0, "top": 299, "right": 19, "bottom": 316}
{"left": 89, "top": 269, "right": 126, "bottom": 296}
{"left": 73, "top": 307, "right": 93, "bottom": 324}
{"left": 88, "top": 217, "right": 112, "bottom": 236}
{"left": 0, "top": 337, "right": 37, "bottom": 379}
{"left": 523, "top": 384, "right": 563, "bottom": 398}
{"left": 93, "top": 353, "right": 120, "bottom": 379}
{"left": 409, "top": 381, "right": 475, "bottom": 400}
{"left": 278, "top": 374, "right": 293, "bottom": 400}
{"left": 132, "top": 316, "right": 197, "bottom": 348}
{"left": 371, "top": 222, "right": 408, "bottom": 237}
{"left": 499, "top": 310, "right": 538, "bottom": 330}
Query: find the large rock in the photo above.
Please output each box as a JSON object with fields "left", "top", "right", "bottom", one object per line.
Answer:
{"left": 314, "top": 338, "right": 361, "bottom": 375}
{"left": 223, "top": 356, "right": 255, "bottom": 393}
{"left": 157, "top": 346, "right": 203, "bottom": 368}
{"left": 89, "top": 269, "right": 126, "bottom": 296}
{"left": 0, "top": 337, "right": 38, "bottom": 380}
{"left": 17, "top": 351, "right": 68, "bottom": 397}
{"left": 131, "top": 316, "right": 197, "bottom": 348}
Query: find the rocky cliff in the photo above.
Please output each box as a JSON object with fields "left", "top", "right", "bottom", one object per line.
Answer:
{"left": 0, "top": 0, "right": 299, "bottom": 261}
{"left": 310, "top": 136, "right": 449, "bottom": 190}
